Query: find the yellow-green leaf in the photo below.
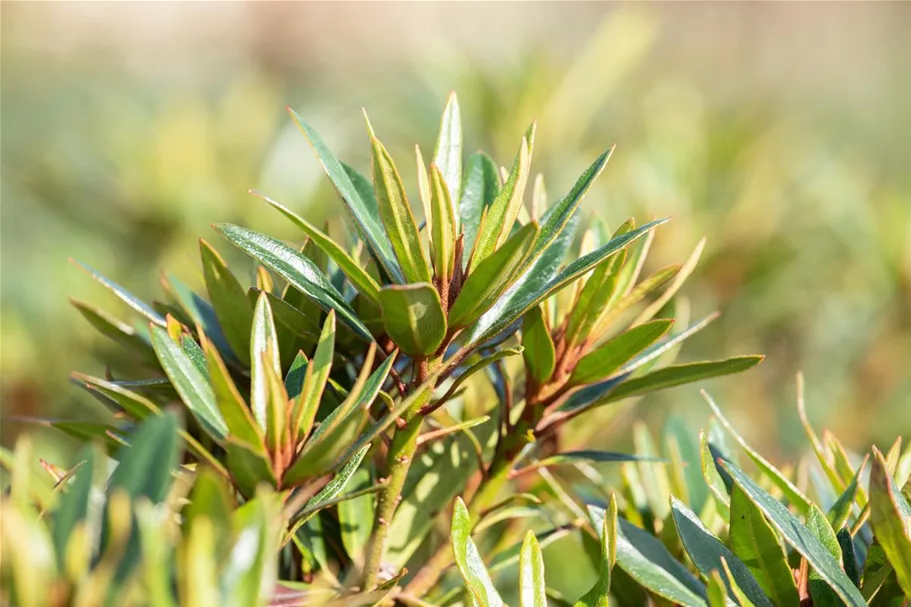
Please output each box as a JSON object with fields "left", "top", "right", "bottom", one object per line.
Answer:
{"left": 378, "top": 283, "right": 447, "bottom": 357}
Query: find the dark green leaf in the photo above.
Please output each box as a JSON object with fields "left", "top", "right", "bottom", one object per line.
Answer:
{"left": 150, "top": 326, "right": 228, "bottom": 439}
{"left": 570, "top": 319, "right": 673, "bottom": 385}
{"left": 719, "top": 459, "right": 866, "bottom": 607}
{"left": 671, "top": 496, "right": 773, "bottom": 607}
{"left": 216, "top": 223, "right": 372, "bottom": 341}
{"left": 71, "top": 259, "right": 165, "bottom": 327}
{"left": 522, "top": 306, "right": 555, "bottom": 385}
{"left": 200, "top": 240, "right": 254, "bottom": 365}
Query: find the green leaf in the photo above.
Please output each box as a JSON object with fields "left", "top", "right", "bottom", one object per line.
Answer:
{"left": 706, "top": 395, "right": 811, "bottom": 515}
{"left": 293, "top": 312, "right": 335, "bottom": 441}
{"left": 470, "top": 125, "right": 534, "bottom": 268}
{"left": 828, "top": 459, "right": 865, "bottom": 529}
{"left": 71, "top": 259, "right": 166, "bottom": 327}
{"left": 588, "top": 505, "right": 707, "bottom": 607}
{"left": 434, "top": 92, "right": 463, "bottom": 208}
{"left": 530, "top": 450, "right": 660, "bottom": 471}
{"left": 370, "top": 130, "right": 433, "bottom": 283}
{"left": 671, "top": 496, "right": 773, "bottom": 607}
{"left": 469, "top": 219, "right": 667, "bottom": 347}
{"left": 592, "top": 264, "right": 679, "bottom": 341}
{"left": 563, "top": 245, "right": 627, "bottom": 348}
{"left": 216, "top": 223, "right": 372, "bottom": 341}
{"left": 105, "top": 414, "right": 181, "bottom": 581}
{"left": 450, "top": 222, "right": 539, "bottom": 329}
{"left": 422, "top": 347, "right": 524, "bottom": 415}
{"left": 869, "top": 447, "right": 911, "bottom": 596}
{"left": 728, "top": 485, "right": 799, "bottom": 606}
{"left": 522, "top": 306, "right": 555, "bottom": 385}
{"left": 519, "top": 531, "right": 547, "bottom": 607}
{"left": 378, "top": 283, "right": 447, "bottom": 357}
{"left": 250, "top": 292, "right": 281, "bottom": 432}
{"left": 617, "top": 356, "right": 764, "bottom": 401}
{"left": 527, "top": 149, "right": 612, "bottom": 273}
{"left": 451, "top": 497, "right": 505, "bottom": 607}
{"left": 71, "top": 299, "right": 154, "bottom": 358}
{"left": 806, "top": 503, "right": 844, "bottom": 607}
{"left": 150, "top": 326, "right": 228, "bottom": 439}
{"left": 570, "top": 319, "right": 673, "bottom": 385}
{"left": 51, "top": 447, "right": 95, "bottom": 570}
{"left": 707, "top": 571, "right": 729, "bottom": 607}
{"left": 253, "top": 191, "right": 382, "bottom": 306}
{"left": 429, "top": 164, "right": 458, "bottom": 283}
{"left": 574, "top": 493, "right": 617, "bottom": 607}
{"left": 289, "top": 109, "right": 403, "bottom": 282}
{"left": 720, "top": 559, "right": 759, "bottom": 607}
{"left": 200, "top": 239, "right": 254, "bottom": 364}
{"left": 200, "top": 335, "right": 267, "bottom": 455}
{"left": 631, "top": 237, "right": 705, "bottom": 326}
{"left": 460, "top": 152, "right": 500, "bottom": 265}
{"left": 719, "top": 458, "right": 866, "bottom": 607}
{"left": 338, "top": 466, "right": 375, "bottom": 563}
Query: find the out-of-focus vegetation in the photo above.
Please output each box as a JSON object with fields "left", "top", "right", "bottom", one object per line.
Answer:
{"left": 2, "top": 2, "right": 910, "bottom": 470}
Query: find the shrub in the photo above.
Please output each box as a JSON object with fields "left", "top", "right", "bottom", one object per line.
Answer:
{"left": 2, "top": 94, "right": 780, "bottom": 605}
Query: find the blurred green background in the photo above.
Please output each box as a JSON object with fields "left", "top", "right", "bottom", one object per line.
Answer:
{"left": 2, "top": 2, "right": 910, "bottom": 488}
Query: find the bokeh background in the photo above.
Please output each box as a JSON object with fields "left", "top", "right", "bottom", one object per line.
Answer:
{"left": 2, "top": 1, "right": 910, "bottom": 502}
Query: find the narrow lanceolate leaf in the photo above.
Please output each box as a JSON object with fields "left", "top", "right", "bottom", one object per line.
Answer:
{"left": 252, "top": 191, "right": 381, "bottom": 306}
{"left": 216, "top": 223, "right": 372, "bottom": 341}
{"left": 200, "top": 335, "right": 266, "bottom": 455}
{"left": 338, "top": 466, "right": 375, "bottom": 562}
{"left": 291, "top": 446, "right": 371, "bottom": 525}
{"left": 470, "top": 126, "right": 534, "bottom": 268}
{"left": 631, "top": 237, "right": 705, "bottom": 326}
{"left": 728, "top": 485, "right": 799, "bottom": 606}
{"left": 150, "top": 326, "right": 228, "bottom": 439}
{"left": 379, "top": 283, "right": 447, "bottom": 357}
{"left": 719, "top": 459, "right": 866, "bottom": 607}
{"left": 200, "top": 240, "right": 254, "bottom": 364}
{"left": 527, "top": 148, "right": 612, "bottom": 272}
{"left": 460, "top": 152, "right": 501, "bottom": 266}
{"left": 869, "top": 447, "right": 911, "bottom": 596}
{"left": 450, "top": 222, "right": 539, "bottom": 329}
{"left": 289, "top": 109, "right": 402, "bottom": 282}
{"left": 529, "top": 450, "right": 659, "bottom": 471}
{"left": 670, "top": 497, "right": 773, "bottom": 607}
{"left": 434, "top": 91, "right": 463, "bottom": 209}
{"left": 250, "top": 292, "right": 282, "bottom": 432}
{"left": 706, "top": 394, "right": 811, "bottom": 515}
{"left": 451, "top": 497, "right": 505, "bottom": 607}
{"left": 575, "top": 494, "right": 617, "bottom": 607}
{"left": 570, "top": 319, "right": 673, "bottom": 385}
{"left": 470, "top": 219, "right": 667, "bottom": 347}
{"left": 293, "top": 312, "right": 335, "bottom": 441}
{"left": 707, "top": 572, "right": 729, "bottom": 607}
{"left": 522, "top": 306, "right": 555, "bottom": 385}
{"left": 72, "top": 259, "right": 166, "bottom": 327}
{"left": 805, "top": 503, "right": 844, "bottom": 607}
{"left": 592, "top": 265, "right": 680, "bottom": 341}
{"left": 563, "top": 244, "right": 628, "bottom": 348}
{"left": 370, "top": 132, "right": 433, "bottom": 283}
{"left": 519, "top": 531, "right": 547, "bottom": 607}
{"left": 588, "top": 506, "right": 707, "bottom": 607}
{"left": 828, "top": 459, "right": 865, "bottom": 530}
{"left": 429, "top": 164, "right": 458, "bottom": 283}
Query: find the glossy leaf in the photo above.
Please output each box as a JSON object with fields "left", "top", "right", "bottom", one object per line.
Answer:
{"left": 216, "top": 223, "right": 372, "bottom": 341}
{"left": 522, "top": 306, "right": 555, "bottom": 385}
{"left": 429, "top": 164, "right": 458, "bottom": 283}
{"left": 450, "top": 222, "right": 539, "bottom": 329}
{"left": 671, "top": 496, "right": 773, "bottom": 607}
{"left": 719, "top": 459, "right": 866, "bottom": 607}
{"left": 378, "top": 283, "right": 447, "bottom": 357}
{"left": 460, "top": 152, "right": 500, "bottom": 264}
{"left": 253, "top": 191, "right": 382, "bottom": 306}
{"left": 338, "top": 467, "right": 375, "bottom": 563}
{"left": 72, "top": 259, "right": 166, "bottom": 327}
{"left": 519, "top": 531, "right": 547, "bottom": 607}
{"left": 434, "top": 91, "right": 462, "bottom": 207}
{"left": 588, "top": 505, "right": 707, "bottom": 607}
{"left": 570, "top": 319, "right": 673, "bottom": 385}
{"left": 150, "top": 326, "right": 228, "bottom": 439}
{"left": 728, "top": 485, "right": 799, "bottom": 606}
{"left": 370, "top": 130, "right": 433, "bottom": 283}
{"left": 289, "top": 109, "right": 402, "bottom": 282}
{"left": 869, "top": 447, "right": 911, "bottom": 596}
{"left": 828, "top": 460, "right": 865, "bottom": 530}
{"left": 250, "top": 292, "right": 281, "bottom": 432}
{"left": 293, "top": 312, "right": 336, "bottom": 441}
{"left": 451, "top": 497, "right": 505, "bottom": 607}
